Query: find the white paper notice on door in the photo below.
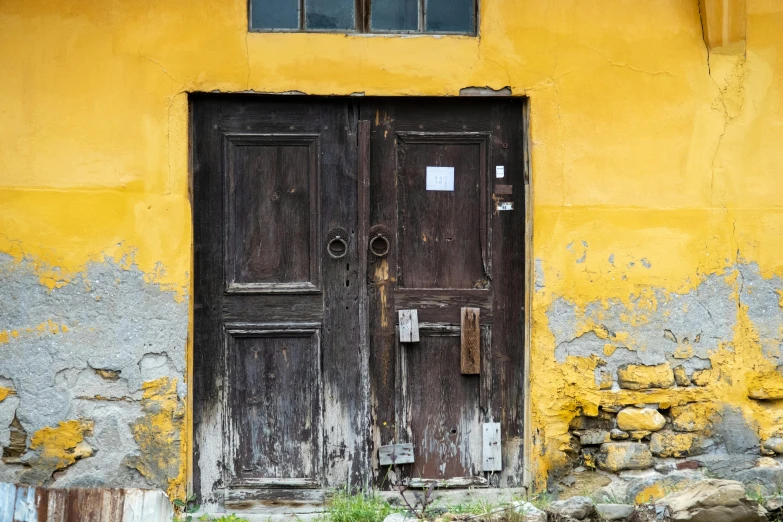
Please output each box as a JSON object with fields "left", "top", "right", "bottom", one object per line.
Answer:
{"left": 426, "top": 166, "right": 455, "bottom": 191}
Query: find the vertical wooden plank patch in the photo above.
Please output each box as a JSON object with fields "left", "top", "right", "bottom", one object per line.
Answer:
{"left": 482, "top": 422, "right": 502, "bottom": 471}
{"left": 460, "top": 307, "right": 480, "bottom": 374}
{"left": 398, "top": 309, "right": 419, "bottom": 343}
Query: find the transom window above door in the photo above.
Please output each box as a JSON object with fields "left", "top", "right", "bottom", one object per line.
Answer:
{"left": 249, "top": 0, "right": 477, "bottom": 35}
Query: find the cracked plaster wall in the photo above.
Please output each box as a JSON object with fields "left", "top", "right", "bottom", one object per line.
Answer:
{"left": 1, "top": 0, "right": 783, "bottom": 497}
{"left": 0, "top": 255, "right": 187, "bottom": 495}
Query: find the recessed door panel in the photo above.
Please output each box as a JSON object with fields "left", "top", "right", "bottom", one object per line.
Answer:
{"left": 227, "top": 328, "right": 321, "bottom": 483}
{"left": 402, "top": 328, "right": 483, "bottom": 479}
{"left": 224, "top": 134, "right": 320, "bottom": 293}
{"left": 396, "top": 133, "right": 489, "bottom": 289}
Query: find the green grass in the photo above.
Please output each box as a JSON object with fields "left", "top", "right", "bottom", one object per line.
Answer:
{"left": 199, "top": 515, "right": 247, "bottom": 522}
{"left": 524, "top": 491, "right": 553, "bottom": 511}
{"left": 172, "top": 514, "right": 250, "bottom": 522}
{"left": 320, "top": 489, "right": 400, "bottom": 522}
{"left": 443, "top": 499, "right": 500, "bottom": 515}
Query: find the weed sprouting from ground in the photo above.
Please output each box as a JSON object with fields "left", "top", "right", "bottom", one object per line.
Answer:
{"left": 199, "top": 515, "right": 247, "bottom": 522}
{"left": 321, "top": 489, "right": 400, "bottom": 522}
{"left": 445, "top": 499, "right": 500, "bottom": 515}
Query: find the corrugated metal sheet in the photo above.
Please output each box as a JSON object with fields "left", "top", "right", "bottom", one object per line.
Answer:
{"left": 0, "top": 483, "right": 173, "bottom": 522}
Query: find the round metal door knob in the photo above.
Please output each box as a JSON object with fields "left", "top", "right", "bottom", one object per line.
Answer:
{"left": 368, "top": 224, "right": 391, "bottom": 258}
{"left": 326, "top": 227, "right": 350, "bottom": 259}
{"left": 369, "top": 234, "right": 390, "bottom": 258}
{"left": 327, "top": 237, "right": 348, "bottom": 259}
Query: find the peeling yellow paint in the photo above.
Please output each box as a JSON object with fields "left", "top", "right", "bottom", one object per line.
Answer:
{"left": 635, "top": 483, "right": 667, "bottom": 505}
{"left": 128, "top": 378, "right": 186, "bottom": 500}
{"left": 29, "top": 420, "right": 94, "bottom": 475}
{"left": 1, "top": 321, "right": 69, "bottom": 344}
{"left": 671, "top": 402, "right": 719, "bottom": 433}
{"left": 617, "top": 364, "right": 675, "bottom": 391}
{"left": 673, "top": 344, "right": 694, "bottom": 359}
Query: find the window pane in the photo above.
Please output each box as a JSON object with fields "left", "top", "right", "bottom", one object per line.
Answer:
{"left": 372, "top": 0, "right": 418, "bottom": 31}
{"left": 250, "top": 0, "right": 299, "bottom": 29}
{"left": 426, "top": 0, "right": 475, "bottom": 33}
{"left": 305, "top": 0, "right": 355, "bottom": 30}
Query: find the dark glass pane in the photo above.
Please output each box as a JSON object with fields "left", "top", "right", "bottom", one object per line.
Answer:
{"left": 250, "top": 0, "right": 299, "bottom": 29}
{"left": 426, "top": 0, "right": 475, "bottom": 33}
{"left": 305, "top": 0, "right": 355, "bottom": 30}
{"left": 372, "top": 0, "right": 418, "bottom": 31}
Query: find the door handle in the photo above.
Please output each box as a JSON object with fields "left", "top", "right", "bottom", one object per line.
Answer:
{"left": 326, "top": 227, "right": 349, "bottom": 259}
{"left": 368, "top": 224, "right": 391, "bottom": 258}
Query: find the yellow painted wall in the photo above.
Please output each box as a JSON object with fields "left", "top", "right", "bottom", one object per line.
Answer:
{"left": 2, "top": 0, "right": 783, "bottom": 495}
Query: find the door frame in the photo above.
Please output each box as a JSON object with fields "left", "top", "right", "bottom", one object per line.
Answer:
{"left": 187, "top": 93, "right": 535, "bottom": 501}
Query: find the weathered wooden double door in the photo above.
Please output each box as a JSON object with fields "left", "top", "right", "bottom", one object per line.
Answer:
{"left": 193, "top": 96, "right": 525, "bottom": 513}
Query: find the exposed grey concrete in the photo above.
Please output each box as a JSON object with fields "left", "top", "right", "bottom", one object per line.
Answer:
{"left": 0, "top": 254, "right": 187, "bottom": 488}
{"left": 535, "top": 258, "right": 545, "bottom": 291}
{"left": 712, "top": 406, "right": 761, "bottom": 454}
{"left": 549, "top": 264, "right": 783, "bottom": 385}
{"left": 740, "top": 263, "right": 783, "bottom": 364}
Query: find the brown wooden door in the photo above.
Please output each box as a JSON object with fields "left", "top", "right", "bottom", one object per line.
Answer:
{"left": 193, "top": 97, "right": 526, "bottom": 514}
{"left": 192, "top": 97, "right": 365, "bottom": 513}
{"left": 362, "top": 99, "right": 526, "bottom": 488}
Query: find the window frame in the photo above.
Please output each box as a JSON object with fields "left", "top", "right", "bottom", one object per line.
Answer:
{"left": 248, "top": 0, "right": 479, "bottom": 35}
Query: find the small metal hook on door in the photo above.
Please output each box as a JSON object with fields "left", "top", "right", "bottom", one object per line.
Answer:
{"left": 326, "top": 227, "right": 350, "bottom": 259}
{"left": 368, "top": 225, "right": 391, "bottom": 258}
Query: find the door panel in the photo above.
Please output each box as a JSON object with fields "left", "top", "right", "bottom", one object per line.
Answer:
{"left": 396, "top": 133, "right": 489, "bottom": 289}
{"left": 224, "top": 134, "right": 320, "bottom": 291}
{"left": 363, "top": 98, "right": 526, "bottom": 488}
{"left": 193, "top": 97, "right": 363, "bottom": 512}
{"left": 402, "top": 327, "right": 484, "bottom": 479}
{"left": 227, "top": 328, "right": 321, "bottom": 484}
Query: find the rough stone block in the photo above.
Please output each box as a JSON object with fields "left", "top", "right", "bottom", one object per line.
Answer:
{"left": 617, "top": 407, "right": 666, "bottom": 431}
{"left": 691, "top": 368, "right": 713, "bottom": 387}
{"left": 656, "top": 479, "right": 767, "bottom": 522}
{"left": 650, "top": 431, "right": 709, "bottom": 458}
{"left": 569, "top": 413, "right": 614, "bottom": 431}
{"left": 595, "top": 503, "right": 634, "bottom": 521}
{"left": 756, "top": 457, "right": 779, "bottom": 468}
{"left": 579, "top": 429, "right": 610, "bottom": 446}
{"left": 610, "top": 429, "right": 629, "bottom": 440}
{"left": 548, "top": 496, "right": 595, "bottom": 520}
{"left": 762, "top": 437, "right": 783, "bottom": 454}
{"left": 734, "top": 467, "right": 783, "bottom": 496}
{"left": 748, "top": 370, "right": 783, "bottom": 400}
{"left": 509, "top": 501, "right": 547, "bottom": 522}
{"left": 597, "top": 442, "right": 654, "bottom": 472}
{"left": 628, "top": 473, "right": 702, "bottom": 504}
{"left": 671, "top": 402, "right": 718, "bottom": 433}
{"left": 673, "top": 365, "right": 692, "bottom": 387}
{"left": 617, "top": 364, "right": 675, "bottom": 390}
{"left": 629, "top": 430, "right": 652, "bottom": 441}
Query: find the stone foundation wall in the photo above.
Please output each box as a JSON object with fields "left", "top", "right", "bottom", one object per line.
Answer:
{"left": 537, "top": 262, "right": 783, "bottom": 502}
